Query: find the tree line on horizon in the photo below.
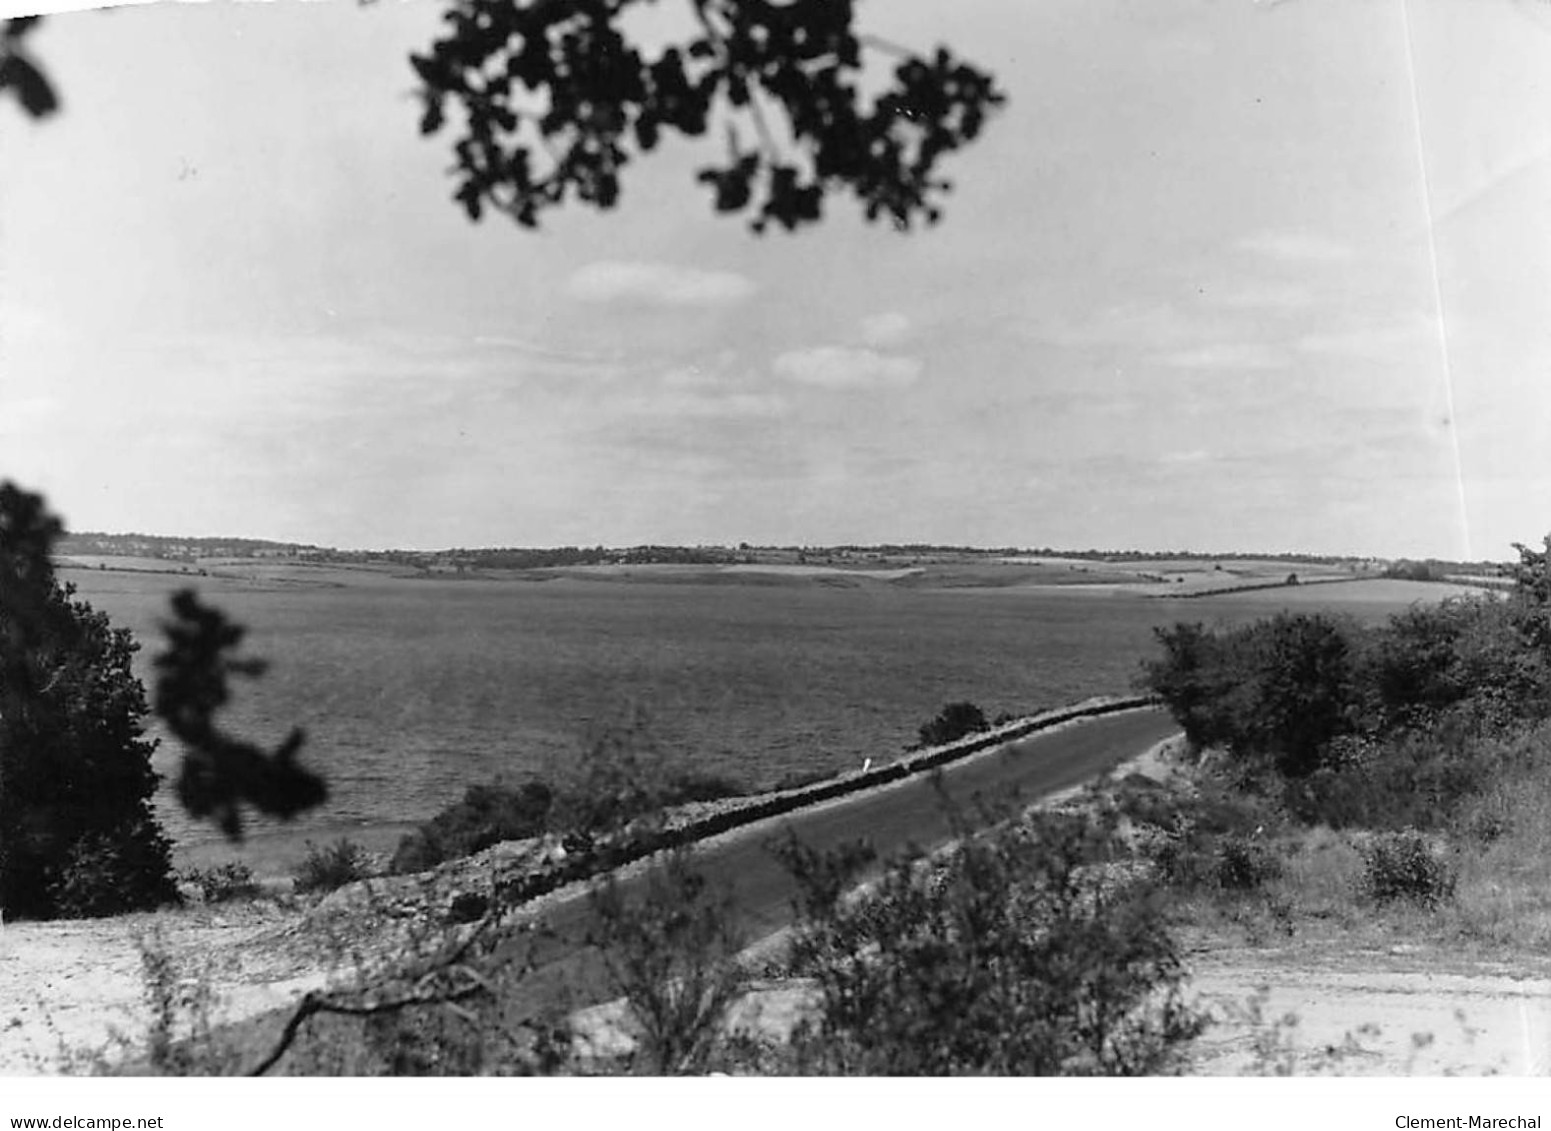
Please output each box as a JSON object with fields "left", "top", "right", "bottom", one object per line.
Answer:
{"left": 57, "top": 530, "right": 1514, "bottom": 577}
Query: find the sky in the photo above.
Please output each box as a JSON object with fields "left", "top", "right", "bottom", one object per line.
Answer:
{"left": 3, "top": 0, "right": 1551, "bottom": 558}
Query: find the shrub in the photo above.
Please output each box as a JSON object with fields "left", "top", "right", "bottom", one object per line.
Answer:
{"left": 391, "top": 780, "right": 554, "bottom": 874}
{"left": 1280, "top": 711, "right": 1529, "bottom": 832}
{"left": 915, "top": 701, "right": 989, "bottom": 749}
{"left": 1357, "top": 596, "right": 1551, "bottom": 733}
{"left": 180, "top": 861, "right": 261, "bottom": 904}
{"left": 1211, "top": 836, "right": 1282, "bottom": 892}
{"left": 1143, "top": 613, "right": 1361, "bottom": 779}
{"left": 293, "top": 838, "right": 372, "bottom": 895}
{"left": 1358, "top": 831, "right": 1455, "bottom": 908}
{"left": 778, "top": 810, "right": 1207, "bottom": 1074}
{"left": 585, "top": 850, "right": 749, "bottom": 1075}
{"left": 1154, "top": 832, "right": 1281, "bottom": 894}
{"left": 50, "top": 822, "right": 181, "bottom": 919}
{"left": 546, "top": 717, "right": 682, "bottom": 839}
{"left": 1, "top": 484, "right": 178, "bottom": 920}
{"left": 138, "top": 931, "right": 222, "bottom": 1075}
{"left": 1115, "top": 775, "right": 1281, "bottom": 894}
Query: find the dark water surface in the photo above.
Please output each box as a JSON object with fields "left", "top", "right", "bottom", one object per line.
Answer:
{"left": 62, "top": 568, "right": 1446, "bottom": 873}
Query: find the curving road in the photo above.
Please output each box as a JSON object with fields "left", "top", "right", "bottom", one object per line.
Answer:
{"left": 489, "top": 704, "right": 1182, "bottom": 1021}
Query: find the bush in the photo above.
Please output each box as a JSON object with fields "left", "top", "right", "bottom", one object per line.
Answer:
{"left": 1144, "top": 592, "right": 1551, "bottom": 814}
{"left": 777, "top": 810, "right": 1207, "bottom": 1074}
{"left": 915, "top": 701, "right": 990, "bottom": 749}
{"left": 1155, "top": 832, "right": 1281, "bottom": 894}
{"left": 1357, "top": 596, "right": 1551, "bottom": 733}
{"left": 293, "top": 838, "right": 372, "bottom": 895}
{"left": 1114, "top": 775, "right": 1281, "bottom": 894}
{"left": 1279, "top": 711, "right": 1531, "bottom": 832}
{"left": 391, "top": 780, "right": 554, "bottom": 874}
{"left": 50, "top": 822, "right": 181, "bottom": 919}
{"left": 1144, "top": 613, "right": 1360, "bottom": 779}
{"left": 546, "top": 717, "right": 684, "bottom": 839}
{"left": 1211, "top": 836, "right": 1282, "bottom": 892}
{"left": 180, "top": 861, "right": 261, "bottom": 904}
{"left": 1, "top": 484, "right": 178, "bottom": 920}
{"left": 585, "top": 850, "right": 750, "bottom": 1074}
{"left": 1358, "top": 831, "right": 1455, "bottom": 909}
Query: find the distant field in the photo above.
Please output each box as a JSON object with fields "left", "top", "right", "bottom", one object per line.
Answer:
{"left": 59, "top": 563, "right": 1477, "bottom": 874}
{"left": 1200, "top": 578, "right": 1489, "bottom": 604}
{"left": 57, "top": 555, "right": 200, "bottom": 574}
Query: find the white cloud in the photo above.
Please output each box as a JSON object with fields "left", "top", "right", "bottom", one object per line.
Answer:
{"left": 1236, "top": 231, "right": 1355, "bottom": 264}
{"left": 565, "top": 261, "right": 757, "bottom": 307}
{"left": 0, "top": 395, "right": 63, "bottom": 432}
{"left": 1201, "top": 282, "right": 1316, "bottom": 312}
{"left": 661, "top": 365, "right": 724, "bottom": 389}
{"left": 1022, "top": 300, "right": 1216, "bottom": 350}
{"left": 471, "top": 334, "right": 617, "bottom": 363}
{"left": 636, "top": 391, "right": 789, "bottom": 420}
{"left": 0, "top": 301, "right": 65, "bottom": 347}
{"left": 859, "top": 311, "right": 912, "bottom": 347}
{"left": 1154, "top": 342, "right": 1289, "bottom": 370}
{"left": 772, "top": 347, "right": 923, "bottom": 391}
{"left": 1296, "top": 317, "right": 1439, "bottom": 363}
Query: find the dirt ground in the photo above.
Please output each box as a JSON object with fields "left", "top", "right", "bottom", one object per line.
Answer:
{"left": 6, "top": 739, "right": 1551, "bottom": 1076}
{"left": 1183, "top": 943, "right": 1551, "bottom": 1075}
{"left": 0, "top": 901, "right": 333, "bottom": 1074}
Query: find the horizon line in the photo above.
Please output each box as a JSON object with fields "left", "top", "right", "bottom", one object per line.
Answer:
{"left": 56, "top": 529, "right": 1508, "bottom": 566}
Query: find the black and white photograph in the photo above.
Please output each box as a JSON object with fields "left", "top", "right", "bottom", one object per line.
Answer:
{"left": 4, "top": 0, "right": 1551, "bottom": 1110}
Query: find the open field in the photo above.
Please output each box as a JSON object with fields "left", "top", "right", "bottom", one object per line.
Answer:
{"left": 61, "top": 560, "right": 1478, "bottom": 876}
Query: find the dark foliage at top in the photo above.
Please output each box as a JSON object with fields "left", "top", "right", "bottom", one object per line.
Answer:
{"left": 154, "top": 590, "right": 328, "bottom": 841}
{"left": 0, "top": 19, "right": 56, "bottom": 120}
{"left": 411, "top": 0, "right": 1004, "bottom": 232}
{"left": 0, "top": 484, "right": 176, "bottom": 919}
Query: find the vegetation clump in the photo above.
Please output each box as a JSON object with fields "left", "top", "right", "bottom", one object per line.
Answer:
{"left": 1358, "top": 831, "right": 1455, "bottom": 909}
{"left": 391, "top": 781, "right": 556, "bottom": 874}
{"left": 1142, "top": 573, "right": 1551, "bottom": 833}
{"left": 179, "top": 862, "right": 262, "bottom": 904}
{"left": 776, "top": 810, "right": 1207, "bottom": 1074}
{"left": 293, "top": 838, "right": 373, "bottom": 895}
{"left": 585, "top": 850, "right": 751, "bottom": 1075}
{"left": 390, "top": 713, "right": 749, "bottom": 876}
{"left": 0, "top": 484, "right": 178, "bottom": 920}
{"left": 914, "top": 700, "right": 990, "bottom": 749}
{"left": 1135, "top": 535, "right": 1551, "bottom": 950}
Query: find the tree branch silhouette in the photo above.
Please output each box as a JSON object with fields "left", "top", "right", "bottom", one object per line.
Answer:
{"left": 153, "top": 590, "right": 327, "bottom": 842}
{"left": 411, "top": 0, "right": 1005, "bottom": 232}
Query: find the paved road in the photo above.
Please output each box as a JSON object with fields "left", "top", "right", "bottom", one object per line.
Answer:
{"left": 489, "top": 705, "right": 1181, "bottom": 1021}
